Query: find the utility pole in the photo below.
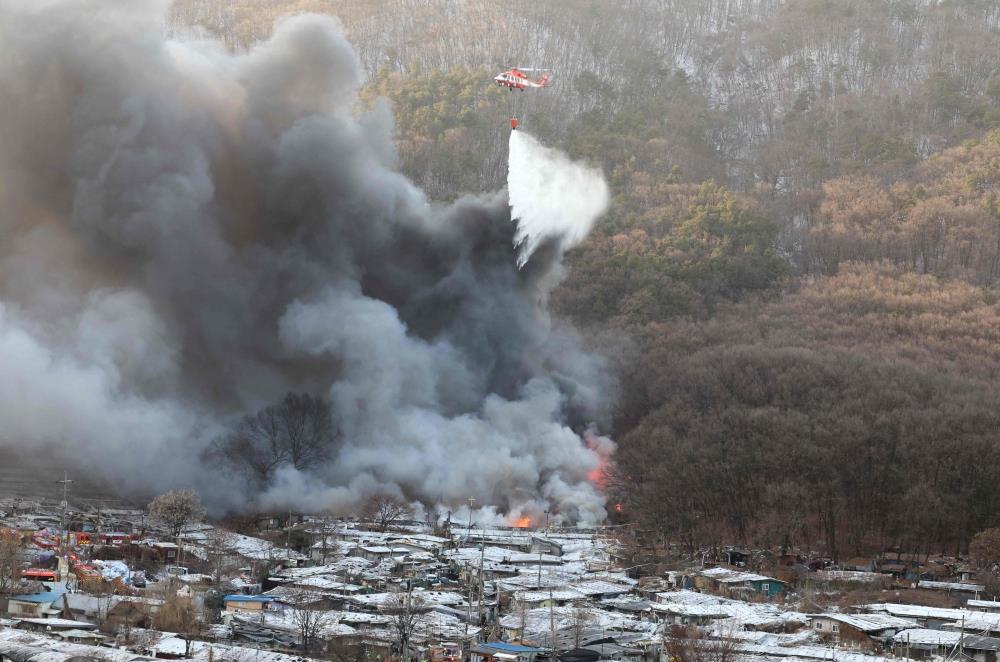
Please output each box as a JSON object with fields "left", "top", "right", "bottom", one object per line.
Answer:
{"left": 548, "top": 589, "right": 555, "bottom": 654}
{"left": 466, "top": 497, "right": 475, "bottom": 544}
{"left": 960, "top": 615, "right": 966, "bottom": 659}
{"left": 95, "top": 500, "right": 103, "bottom": 549}
{"left": 401, "top": 570, "right": 413, "bottom": 662}
{"left": 465, "top": 562, "right": 474, "bottom": 640}
{"left": 57, "top": 472, "right": 73, "bottom": 551}
{"left": 463, "top": 497, "right": 476, "bottom": 650}
{"left": 477, "top": 541, "right": 485, "bottom": 628}
{"left": 321, "top": 515, "right": 329, "bottom": 564}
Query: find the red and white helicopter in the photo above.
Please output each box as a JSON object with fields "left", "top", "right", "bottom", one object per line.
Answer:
{"left": 494, "top": 68, "right": 551, "bottom": 130}
{"left": 494, "top": 67, "right": 550, "bottom": 91}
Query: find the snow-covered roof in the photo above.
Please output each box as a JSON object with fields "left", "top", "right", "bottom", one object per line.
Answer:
{"left": 291, "top": 576, "right": 364, "bottom": 592}
{"left": 650, "top": 601, "right": 730, "bottom": 617}
{"left": 813, "top": 570, "right": 884, "bottom": 583}
{"left": 222, "top": 532, "right": 306, "bottom": 561}
{"left": 499, "top": 605, "right": 653, "bottom": 639}
{"left": 514, "top": 589, "right": 586, "bottom": 602}
{"left": 969, "top": 599, "right": 1000, "bottom": 610}
{"left": 443, "top": 546, "right": 560, "bottom": 566}
{"left": 655, "top": 590, "right": 806, "bottom": 629}
{"left": 53, "top": 629, "right": 103, "bottom": 639}
{"left": 272, "top": 563, "right": 350, "bottom": 580}
{"left": 175, "top": 573, "right": 214, "bottom": 583}
{"left": 943, "top": 613, "right": 1000, "bottom": 632}
{"left": 570, "top": 579, "right": 632, "bottom": 596}
{"left": 0, "top": 627, "right": 149, "bottom": 662}
{"left": 142, "top": 632, "right": 313, "bottom": 662}
{"left": 349, "top": 590, "right": 466, "bottom": 609}
{"left": 809, "top": 612, "right": 917, "bottom": 632}
{"left": 859, "top": 603, "right": 977, "bottom": 621}
{"left": 700, "top": 566, "right": 779, "bottom": 584}
{"left": 358, "top": 546, "right": 396, "bottom": 553}
{"left": 599, "top": 597, "right": 652, "bottom": 612}
{"left": 918, "top": 580, "right": 984, "bottom": 592}
{"left": 11, "top": 618, "right": 97, "bottom": 629}
{"left": 731, "top": 642, "right": 901, "bottom": 662}
{"left": 893, "top": 628, "right": 963, "bottom": 646}
{"left": 261, "top": 586, "right": 328, "bottom": 605}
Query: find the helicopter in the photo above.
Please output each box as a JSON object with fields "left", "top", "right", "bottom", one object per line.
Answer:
{"left": 494, "top": 68, "right": 551, "bottom": 130}
{"left": 493, "top": 67, "right": 550, "bottom": 91}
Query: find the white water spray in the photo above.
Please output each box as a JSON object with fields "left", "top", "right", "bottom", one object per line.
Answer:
{"left": 507, "top": 131, "right": 609, "bottom": 268}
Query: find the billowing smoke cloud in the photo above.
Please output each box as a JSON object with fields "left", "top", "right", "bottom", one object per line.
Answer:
{"left": 0, "top": 0, "right": 613, "bottom": 524}
{"left": 508, "top": 131, "right": 610, "bottom": 268}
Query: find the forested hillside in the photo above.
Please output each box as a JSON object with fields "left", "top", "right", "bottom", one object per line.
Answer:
{"left": 171, "top": 0, "right": 1000, "bottom": 559}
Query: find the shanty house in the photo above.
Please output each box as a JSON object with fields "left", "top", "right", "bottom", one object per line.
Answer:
{"left": 971, "top": 600, "right": 1000, "bottom": 614}
{"left": 894, "top": 629, "right": 1000, "bottom": 662}
{"left": 530, "top": 537, "right": 563, "bottom": 556}
{"left": 223, "top": 595, "right": 275, "bottom": 614}
{"left": 13, "top": 617, "right": 99, "bottom": 633}
{"left": 470, "top": 642, "right": 545, "bottom": 662}
{"left": 513, "top": 589, "right": 586, "bottom": 609}
{"left": 150, "top": 542, "right": 179, "bottom": 563}
{"left": 918, "top": 580, "right": 984, "bottom": 599}
{"left": 4, "top": 590, "right": 65, "bottom": 618}
{"left": 808, "top": 613, "right": 917, "bottom": 649}
{"left": 698, "top": 567, "right": 787, "bottom": 598}
{"left": 860, "top": 603, "right": 977, "bottom": 630}
{"left": 351, "top": 546, "right": 409, "bottom": 562}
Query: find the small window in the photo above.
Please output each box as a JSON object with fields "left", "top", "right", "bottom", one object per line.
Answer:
{"left": 814, "top": 622, "right": 823, "bottom": 630}
{"left": 761, "top": 583, "right": 769, "bottom": 592}
{"left": 832, "top": 624, "right": 839, "bottom": 632}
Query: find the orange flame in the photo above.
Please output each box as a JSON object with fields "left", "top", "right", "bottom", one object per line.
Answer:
{"left": 512, "top": 516, "right": 532, "bottom": 528}
{"left": 587, "top": 455, "right": 609, "bottom": 490}
{"left": 583, "top": 428, "right": 615, "bottom": 492}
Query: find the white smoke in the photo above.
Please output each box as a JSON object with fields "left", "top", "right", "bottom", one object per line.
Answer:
{"left": 507, "top": 131, "right": 610, "bottom": 268}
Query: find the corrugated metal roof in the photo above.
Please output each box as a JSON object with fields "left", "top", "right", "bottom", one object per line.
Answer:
{"left": 223, "top": 594, "right": 273, "bottom": 603}
{"left": 475, "top": 642, "right": 545, "bottom": 653}
{"left": 8, "top": 592, "right": 63, "bottom": 604}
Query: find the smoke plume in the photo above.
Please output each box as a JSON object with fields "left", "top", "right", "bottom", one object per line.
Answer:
{"left": 0, "top": 0, "right": 613, "bottom": 524}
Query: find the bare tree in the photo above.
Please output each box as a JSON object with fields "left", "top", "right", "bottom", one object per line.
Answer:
{"left": 362, "top": 494, "right": 410, "bottom": 533}
{"left": 568, "top": 606, "right": 593, "bottom": 648}
{"left": 204, "top": 528, "right": 237, "bottom": 584}
{"left": 327, "top": 636, "right": 368, "bottom": 662}
{"left": 664, "top": 624, "right": 740, "bottom": 662}
{"left": 971, "top": 528, "right": 1000, "bottom": 570}
{"left": 154, "top": 592, "right": 205, "bottom": 657}
{"left": 148, "top": 490, "right": 207, "bottom": 538}
{"left": 0, "top": 529, "right": 24, "bottom": 595}
{"left": 210, "top": 392, "right": 338, "bottom": 485}
{"left": 386, "top": 591, "right": 425, "bottom": 661}
{"left": 116, "top": 598, "right": 154, "bottom": 644}
{"left": 125, "top": 626, "right": 157, "bottom": 651}
{"left": 289, "top": 594, "right": 331, "bottom": 655}
{"left": 81, "top": 578, "right": 119, "bottom": 632}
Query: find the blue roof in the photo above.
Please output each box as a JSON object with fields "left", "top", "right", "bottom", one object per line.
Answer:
{"left": 224, "top": 595, "right": 274, "bottom": 603}
{"left": 11, "top": 591, "right": 64, "bottom": 604}
{"left": 479, "top": 642, "right": 545, "bottom": 653}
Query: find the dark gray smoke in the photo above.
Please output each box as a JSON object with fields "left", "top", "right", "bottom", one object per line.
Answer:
{"left": 0, "top": 0, "right": 614, "bottom": 524}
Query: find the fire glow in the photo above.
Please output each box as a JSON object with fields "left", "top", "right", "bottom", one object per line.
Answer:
{"left": 512, "top": 515, "right": 532, "bottom": 528}
{"left": 584, "top": 427, "right": 616, "bottom": 492}
{"left": 587, "top": 462, "right": 608, "bottom": 489}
